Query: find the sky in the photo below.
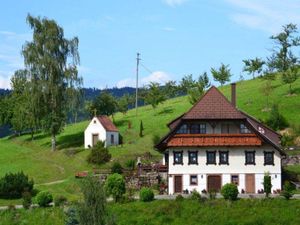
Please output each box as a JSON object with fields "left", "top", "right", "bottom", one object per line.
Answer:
{"left": 1, "top": 0, "right": 300, "bottom": 89}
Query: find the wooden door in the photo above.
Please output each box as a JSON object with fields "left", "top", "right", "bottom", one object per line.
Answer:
{"left": 174, "top": 175, "right": 182, "bottom": 193}
{"left": 245, "top": 174, "right": 255, "bottom": 193}
{"left": 207, "top": 175, "right": 221, "bottom": 192}
{"left": 92, "top": 134, "right": 99, "bottom": 146}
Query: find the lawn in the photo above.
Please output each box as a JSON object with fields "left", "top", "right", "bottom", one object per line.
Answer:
{"left": 0, "top": 75, "right": 299, "bottom": 206}
{"left": 1, "top": 199, "right": 300, "bottom": 225}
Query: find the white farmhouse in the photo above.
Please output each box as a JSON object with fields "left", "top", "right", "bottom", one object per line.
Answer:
{"left": 84, "top": 115, "right": 119, "bottom": 148}
{"left": 156, "top": 84, "right": 285, "bottom": 194}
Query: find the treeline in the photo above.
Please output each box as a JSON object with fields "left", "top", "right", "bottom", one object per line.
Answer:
{"left": 1, "top": 16, "right": 300, "bottom": 146}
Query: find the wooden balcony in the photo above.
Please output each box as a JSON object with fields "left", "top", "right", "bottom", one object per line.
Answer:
{"left": 167, "top": 133, "right": 262, "bottom": 147}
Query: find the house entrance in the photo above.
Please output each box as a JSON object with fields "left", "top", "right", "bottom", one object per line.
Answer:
{"left": 92, "top": 134, "right": 99, "bottom": 146}
{"left": 245, "top": 174, "right": 255, "bottom": 193}
{"left": 174, "top": 175, "right": 182, "bottom": 193}
{"left": 207, "top": 175, "right": 221, "bottom": 192}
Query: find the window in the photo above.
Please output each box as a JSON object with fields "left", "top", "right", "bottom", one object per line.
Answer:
{"left": 188, "top": 151, "right": 198, "bottom": 165}
{"left": 111, "top": 134, "right": 114, "bottom": 144}
{"left": 219, "top": 151, "right": 229, "bottom": 165}
{"left": 176, "top": 124, "right": 188, "bottom": 134}
{"left": 264, "top": 151, "right": 274, "bottom": 166}
{"left": 231, "top": 175, "right": 239, "bottom": 185}
{"left": 190, "top": 124, "right": 200, "bottom": 134}
{"left": 245, "top": 151, "right": 256, "bottom": 165}
{"left": 240, "top": 124, "right": 251, "bottom": 134}
{"left": 173, "top": 151, "right": 183, "bottom": 165}
{"left": 190, "top": 175, "right": 198, "bottom": 185}
{"left": 190, "top": 123, "right": 206, "bottom": 134}
{"left": 206, "top": 151, "right": 216, "bottom": 165}
{"left": 200, "top": 124, "right": 206, "bottom": 134}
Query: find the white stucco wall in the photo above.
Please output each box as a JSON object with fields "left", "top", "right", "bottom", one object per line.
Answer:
{"left": 84, "top": 117, "right": 119, "bottom": 148}
{"left": 166, "top": 145, "right": 282, "bottom": 194}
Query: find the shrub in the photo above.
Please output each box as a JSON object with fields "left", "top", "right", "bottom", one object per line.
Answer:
{"left": 104, "top": 173, "right": 126, "bottom": 202}
{"left": 190, "top": 190, "right": 202, "bottom": 201}
{"left": 209, "top": 190, "right": 216, "bottom": 200}
{"left": 221, "top": 183, "right": 239, "bottom": 201}
{"left": 65, "top": 207, "right": 79, "bottom": 225}
{"left": 265, "top": 104, "right": 288, "bottom": 130}
{"left": 87, "top": 141, "right": 111, "bottom": 165}
{"left": 54, "top": 195, "right": 67, "bottom": 207}
{"left": 36, "top": 191, "right": 53, "bottom": 207}
{"left": 152, "top": 134, "right": 161, "bottom": 146}
{"left": 0, "top": 171, "right": 34, "bottom": 199}
{"left": 139, "top": 187, "right": 154, "bottom": 202}
{"left": 281, "top": 134, "right": 294, "bottom": 147}
{"left": 175, "top": 194, "right": 184, "bottom": 201}
{"left": 22, "top": 191, "right": 32, "bottom": 209}
{"left": 111, "top": 162, "right": 123, "bottom": 174}
{"left": 125, "top": 159, "right": 136, "bottom": 171}
{"left": 281, "top": 181, "right": 294, "bottom": 200}
{"left": 263, "top": 173, "right": 272, "bottom": 197}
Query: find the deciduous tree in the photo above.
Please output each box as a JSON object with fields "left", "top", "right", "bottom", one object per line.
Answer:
{"left": 211, "top": 63, "right": 232, "bottom": 86}
{"left": 22, "top": 15, "right": 82, "bottom": 151}
{"left": 243, "top": 58, "right": 265, "bottom": 79}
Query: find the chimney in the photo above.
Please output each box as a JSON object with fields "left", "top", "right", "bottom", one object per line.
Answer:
{"left": 231, "top": 83, "right": 236, "bottom": 107}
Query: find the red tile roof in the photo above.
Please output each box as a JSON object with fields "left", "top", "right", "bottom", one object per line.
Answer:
{"left": 96, "top": 116, "right": 118, "bottom": 132}
{"left": 183, "top": 86, "right": 245, "bottom": 119}
{"left": 167, "top": 134, "right": 262, "bottom": 147}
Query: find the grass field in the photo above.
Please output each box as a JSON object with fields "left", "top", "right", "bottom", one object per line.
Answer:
{"left": 1, "top": 199, "right": 300, "bottom": 225}
{"left": 0, "top": 75, "right": 299, "bottom": 205}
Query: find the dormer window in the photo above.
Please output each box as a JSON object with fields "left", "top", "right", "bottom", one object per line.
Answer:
{"left": 176, "top": 124, "right": 188, "bottom": 134}
{"left": 258, "top": 126, "right": 265, "bottom": 134}
{"left": 240, "top": 124, "right": 251, "bottom": 134}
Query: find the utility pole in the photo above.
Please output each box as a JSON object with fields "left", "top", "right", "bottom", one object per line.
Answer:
{"left": 135, "top": 52, "right": 141, "bottom": 116}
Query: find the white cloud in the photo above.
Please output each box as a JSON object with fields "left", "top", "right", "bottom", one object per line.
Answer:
{"left": 225, "top": 0, "right": 300, "bottom": 33}
{"left": 162, "top": 0, "right": 188, "bottom": 7}
{"left": 116, "top": 71, "right": 172, "bottom": 88}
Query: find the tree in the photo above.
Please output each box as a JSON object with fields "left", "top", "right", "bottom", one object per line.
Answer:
{"left": 145, "top": 82, "right": 166, "bottom": 109}
{"left": 22, "top": 15, "right": 82, "bottom": 151}
{"left": 243, "top": 58, "right": 265, "bottom": 79}
{"left": 164, "top": 80, "right": 178, "bottom": 98}
{"left": 77, "top": 176, "right": 115, "bottom": 225}
{"left": 139, "top": 120, "right": 144, "bottom": 137}
{"left": 188, "top": 84, "right": 204, "bottom": 105}
{"left": 263, "top": 173, "right": 272, "bottom": 197}
{"left": 93, "top": 91, "right": 118, "bottom": 117}
{"left": 179, "top": 74, "right": 196, "bottom": 94}
{"left": 260, "top": 80, "right": 273, "bottom": 110}
{"left": 211, "top": 63, "right": 232, "bottom": 86}
{"left": 268, "top": 23, "right": 300, "bottom": 94}
{"left": 282, "top": 66, "right": 299, "bottom": 95}
{"left": 117, "top": 94, "right": 130, "bottom": 115}
{"left": 104, "top": 173, "right": 126, "bottom": 202}
{"left": 265, "top": 104, "right": 289, "bottom": 130}
{"left": 198, "top": 72, "right": 211, "bottom": 89}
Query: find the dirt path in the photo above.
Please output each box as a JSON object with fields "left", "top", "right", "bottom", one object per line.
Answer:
{"left": 36, "top": 179, "right": 67, "bottom": 186}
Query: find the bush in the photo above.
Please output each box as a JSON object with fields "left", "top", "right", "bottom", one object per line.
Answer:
{"left": 87, "top": 141, "right": 111, "bottom": 165}
{"left": 22, "top": 191, "right": 32, "bottom": 209}
{"left": 175, "top": 194, "right": 184, "bottom": 201}
{"left": 263, "top": 173, "right": 272, "bottom": 197}
{"left": 54, "top": 195, "right": 67, "bottom": 207}
{"left": 281, "top": 181, "right": 294, "bottom": 200}
{"left": 36, "top": 191, "right": 53, "bottom": 207}
{"left": 190, "top": 190, "right": 202, "bottom": 201}
{"left": 111, "top": 162, "right": 123, "bottom": 174}
{"left": 0, "top": 171, "right": 34, "bottom": 199}
{"left": 139, "top": 187, "right": 154, "bottom": 202}
{"left": 221, "top": 183, "right": 239, "bottom": 201}
{"left": 265, "top": 104, "right": 289, "bottom": 130}
{"left": 104, "top": 173, "right": 126, "bottom": 202}
{"left": 125, "top": 159, "right": 136, "bottom": 171}
{"left": 65, "top": 207, "right": 79, "bottom": 225}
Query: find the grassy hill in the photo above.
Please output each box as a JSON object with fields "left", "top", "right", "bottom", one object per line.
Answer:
{"left": 0, "top": 76, "right": 300, "bottom": 205}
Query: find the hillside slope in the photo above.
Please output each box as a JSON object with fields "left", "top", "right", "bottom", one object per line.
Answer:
{"left": 0, "top": 76, "right": 299, "bottom": 205}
